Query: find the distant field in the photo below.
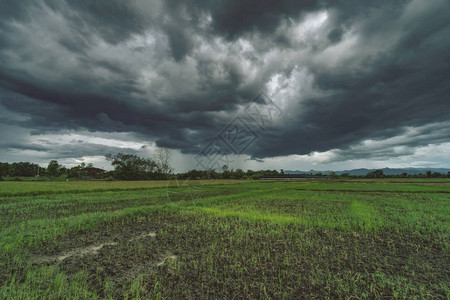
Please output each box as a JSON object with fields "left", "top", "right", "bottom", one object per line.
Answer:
{"left": 0, "top": 180, "right": 241, "bottom": 196}
{"left": 0, "top": 178, "right": 449, "bottom": 196}
{"left": 0, "top": 179, "right": 448, "bottom": 299}
{"left": 336, "top": 178, "right": 450, "bottom": 183}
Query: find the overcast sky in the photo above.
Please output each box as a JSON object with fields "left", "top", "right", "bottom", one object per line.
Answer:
{"left": 0, "top": 0, "right": 449, "bottom": 172}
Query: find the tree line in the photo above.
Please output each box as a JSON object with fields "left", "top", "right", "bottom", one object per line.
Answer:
{"left": 1, "top": 153, "right": 449, "bottom": 181}
{"left": 0, "top": 152, "right": 282, "bottom": 181}
{"left": 362, "top": 169, "right": 450, "bottom": 179}
{"left": 0, "top": 161, "right": 101, "bottom": 180}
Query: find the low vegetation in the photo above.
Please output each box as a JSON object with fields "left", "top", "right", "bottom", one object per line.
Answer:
{"left": 0, "top": 179, "right": 449, "bottom": 298}
{"left": 2, "top": 152, "right": 450, "bottom": 182}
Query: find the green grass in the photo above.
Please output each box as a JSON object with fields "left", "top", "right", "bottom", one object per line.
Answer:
{"left": 0, "top": 179, "right": 449, "bottom": 299}
{"left": 0, "top": 179, "right": 242, "bottom": 196}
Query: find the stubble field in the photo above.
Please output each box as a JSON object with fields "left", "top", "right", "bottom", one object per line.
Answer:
{"left": 0, "top": 179, "right": 449, "bottom": 299}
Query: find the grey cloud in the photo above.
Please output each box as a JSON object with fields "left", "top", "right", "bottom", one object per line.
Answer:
{"left": 327, "top": 28, "right": 343, "bottom": 44}
{"left": 321, "top": 121, "right": 450, "bottom": 162}
{"left": 0, "top": 0, "right": 449, "bottom": 165}
{"left": 96, "top": 113, "right": 124, "bottom": 130}
{"left": 0, "top": 124, "right": 146, "bottom": 162}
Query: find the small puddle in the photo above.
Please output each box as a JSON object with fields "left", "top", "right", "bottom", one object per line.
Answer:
{"left": 156, "top": 253, "right": 177, "bottom": 266}
{"left": 34, "top": 231, "right": 158, "bottom": 264}
{"left": 36, "top": 242, "right": 118, "bottom": 264}
{"left": 57, "top": 242, "right": 118, "bottom": 261}
{"left": 128, "top": 232, "right": 156, "bottom": 242}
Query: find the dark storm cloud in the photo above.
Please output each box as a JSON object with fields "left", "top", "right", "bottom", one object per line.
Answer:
{"left": 0, "top": 0, "right": 449, "bottom": 163}
{"left": 0, "top": 0, "right": 146, "bottom": 44}
{"left": 199, "top": 0, "right": 318, "bottom": 39}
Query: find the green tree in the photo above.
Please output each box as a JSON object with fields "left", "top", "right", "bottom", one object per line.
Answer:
{"left": 10, "top": 162, "right": 40, "bottom": 177}
{"left": 233, "top": 168, "right": 244, "bottom": 179}
{"left": 221, "top": 165, "right": 230, "bottom": 179}
{"left": 47, "top": 160, "right": 61, "bottom": 177}
{"left": 367, "top": 169, "right": 384, "bottom": 178}
{"left": 0, "top": 162, "right": 10, "bottom": 178}
{"left": 106, "top": 153, "right": 158, "bottom": 180}
{"left": 68, "top": 165, "right": 82, "bottom": 178}
{"left": 431, "top": 172, "right": 442, "bottom": 178}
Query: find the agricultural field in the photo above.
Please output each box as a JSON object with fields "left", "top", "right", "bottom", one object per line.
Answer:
{"left": 0, "top": 179, "right": 449, "bottom": 299}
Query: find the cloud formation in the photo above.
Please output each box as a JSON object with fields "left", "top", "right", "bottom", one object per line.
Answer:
{"left": 0, "top": 0, "right": 449, "bottom": 168}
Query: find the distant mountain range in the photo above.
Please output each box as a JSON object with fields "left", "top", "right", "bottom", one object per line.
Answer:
{"left": 284, "top": 167, "right": 450, "bottom": 176}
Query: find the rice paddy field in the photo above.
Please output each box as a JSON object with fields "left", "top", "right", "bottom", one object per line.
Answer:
{"left": 0, "top": 179, "right": 449, "bottom": 299}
